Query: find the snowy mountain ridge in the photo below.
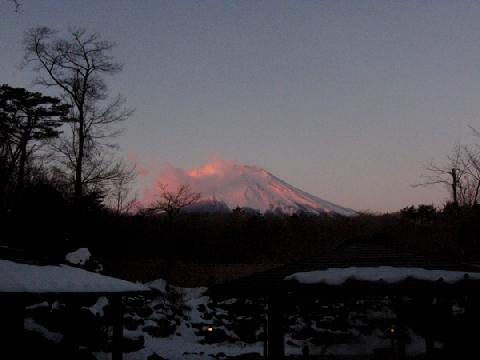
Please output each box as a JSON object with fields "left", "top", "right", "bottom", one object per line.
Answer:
{"left": 182, "top": 159, "right": 356, "bottom": 216}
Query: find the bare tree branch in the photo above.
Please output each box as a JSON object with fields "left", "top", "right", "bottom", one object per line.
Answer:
{"left": 415, "top": 133, "right": 480, "bottom": 207}
{"left": 6, "top": 0, "right": 20, "bottom": 12}
{"left": 23, "top": 27, "right": 133, "bottom": 201}
{"left": 150, "top": 183, "right": 201, "bottom": 220}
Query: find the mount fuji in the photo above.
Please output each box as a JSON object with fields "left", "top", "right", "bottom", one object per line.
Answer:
{"left": 152, "top": 159, "right": 356, "bottom": 216}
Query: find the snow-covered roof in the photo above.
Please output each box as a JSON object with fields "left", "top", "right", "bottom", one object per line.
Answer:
{"left": 0, "top": 260, "right": 149, "bottom": 294}
{"left": 285, "top": 266, "right": 480, "bottom": 285}
{"left": 210, "top": 242, "right": 480, "bottom": 297}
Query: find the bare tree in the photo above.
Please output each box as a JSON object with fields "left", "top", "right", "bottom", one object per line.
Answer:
{"left": 104, "top": 161, "right": 138, "bottom": 214}
{"left": 23, "top": 27, "right": 133, "bottom": 202}
{"left": 4, "top": 0, "right": 20, "bottom": 12}
{"left": 416, "top": 134, "right": 480, "bottom": 207}
{"left": 462, "top": 143, "right": 480, "bottom": 205}
{"left": 150, "top": 183, "right": 201, "bottom": 220}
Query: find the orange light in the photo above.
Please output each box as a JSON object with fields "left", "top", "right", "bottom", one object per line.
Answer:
{"left": 207, "top": 326, "right": 214, "bottom": 332}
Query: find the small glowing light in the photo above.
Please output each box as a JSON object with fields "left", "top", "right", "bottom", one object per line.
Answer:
{"left": 389, "top": 326, "right": 396, "bottom": 334}
{"left": 207, "top": 326, "right": 214, "bottom": 332}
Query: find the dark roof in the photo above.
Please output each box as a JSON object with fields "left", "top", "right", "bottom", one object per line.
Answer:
{"left": 210, "top": 240, "right": 480, "bottom": 297}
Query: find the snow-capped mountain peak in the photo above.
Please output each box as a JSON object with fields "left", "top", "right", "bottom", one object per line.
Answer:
{"left": 151, "top": 159, "right": 355, "bottom": 216}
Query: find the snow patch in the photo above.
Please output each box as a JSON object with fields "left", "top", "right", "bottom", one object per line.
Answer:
{"left": 25, "top": 317, "right": 64, "bottom": 343}
{"left": 25, "top": 301, "right": 49, "bottom": 311}
{"left": 85, "top": 296, "right": 109, "bottom": 316}
{"left": 285, "top": 266, "right": 480, "bottom": 285}
{"left": 65, "top": 247, "right": 91, "bottom": 265}
{"left": 147, "top": 278, "right": 169, "bottom": 293}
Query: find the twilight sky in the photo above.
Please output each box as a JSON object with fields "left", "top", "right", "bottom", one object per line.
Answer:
{"left": 1, "top": 0, "right": 479, "bottom": 212}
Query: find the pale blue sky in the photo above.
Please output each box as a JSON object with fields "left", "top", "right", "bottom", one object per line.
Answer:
{"left": 1, "top": 0, "right": 479, "bottom": 212}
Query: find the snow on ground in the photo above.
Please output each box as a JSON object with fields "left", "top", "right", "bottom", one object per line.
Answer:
{"left": 285, "top": 266, "right": 480, "bottom": 285}
{"left": 0, "top": 260, "right": 149, "bottom": 293}
{"left": 25, "top": 301, "right": 49, "bottom": 311}
{"left": 148, "top": 278, "right": 169, "bottom": 294}
{"left": 118, "top": 284, "right": 262, "bottom": 359}
{"left": 23, "top": 277, "right": 448, "bottom": 359}
{"left": 25, "top": 317, "right": 64, "bottom": 344}
{"left": 84, "top": 296, "right": 109, "bottom": 316}
{"left": 120, "top": 330, "right": 263, "bottom": 360}
{"left": 65, "top": 247, "right": 91, "bottom": 265}
{"left": 92, "top": 280, "right": 416, "bottom": 359}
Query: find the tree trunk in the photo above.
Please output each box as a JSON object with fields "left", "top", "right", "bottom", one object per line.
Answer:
{"left": 74, "top": 113, "right": 85, "bottom": 201}
{"left": 474, "top": 180, "right": 480, "bottom": 205}
{"left": 17, "top": 136, "right": 28, "bottom": 193}
{"left": 451, "top": 168, "right": 458, "bottom": 206}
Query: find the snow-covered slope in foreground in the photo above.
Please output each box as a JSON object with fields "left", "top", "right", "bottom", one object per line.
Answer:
{"left": 179, "top": 159, "right": 355, "bottom": 216}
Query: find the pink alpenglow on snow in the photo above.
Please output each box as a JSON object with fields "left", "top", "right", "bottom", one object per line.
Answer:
{"left": 284, "top": 266, "right": 480, "bottom": 285}
{"left": 144, "top": 158, "right": 355, "bottom": 216}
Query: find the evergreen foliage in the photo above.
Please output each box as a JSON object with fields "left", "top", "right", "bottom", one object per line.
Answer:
{"left": 0, "top": 84, "right": 68, "bottom": 204}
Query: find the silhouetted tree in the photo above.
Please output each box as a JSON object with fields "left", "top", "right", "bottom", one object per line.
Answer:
{"left": 4, "top": 0, "right": 20, "bottom": 12}
{"left": 23, "top": 27, "right": 133, "bottom": 202}
{"left": 150, "top": 183, "right": 201, "bottom": 220}
{"left": 104, "top": 161, "right": 138, "bottom": 214}
{"left": 0, "top": 84, "right": 68, "bottom": 200}
{"left": 416, "top": 134, "right": 480, "bottom": 207}
{"left": 400, "top": 204, "right": 437, "bottom": 223}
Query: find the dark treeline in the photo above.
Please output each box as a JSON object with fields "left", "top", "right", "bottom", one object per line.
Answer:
{"left": 2, "top": 177, "right": 480, "bottom": 272}
{"left": 57, "top": 202, "right": 480, "bottom": 266}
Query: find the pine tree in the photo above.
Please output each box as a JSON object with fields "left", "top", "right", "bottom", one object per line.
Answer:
{"left": 0, "top": 84, "right": 68, "bottom": 197}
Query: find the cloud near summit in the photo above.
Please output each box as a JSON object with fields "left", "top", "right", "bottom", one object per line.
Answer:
{"left": 142, "top": 158, "right": 247, "bottom": 205}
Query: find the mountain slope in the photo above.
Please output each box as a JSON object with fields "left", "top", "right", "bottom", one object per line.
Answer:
{"left": 183, "top": 159, "right": 356, "bottom": 216}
